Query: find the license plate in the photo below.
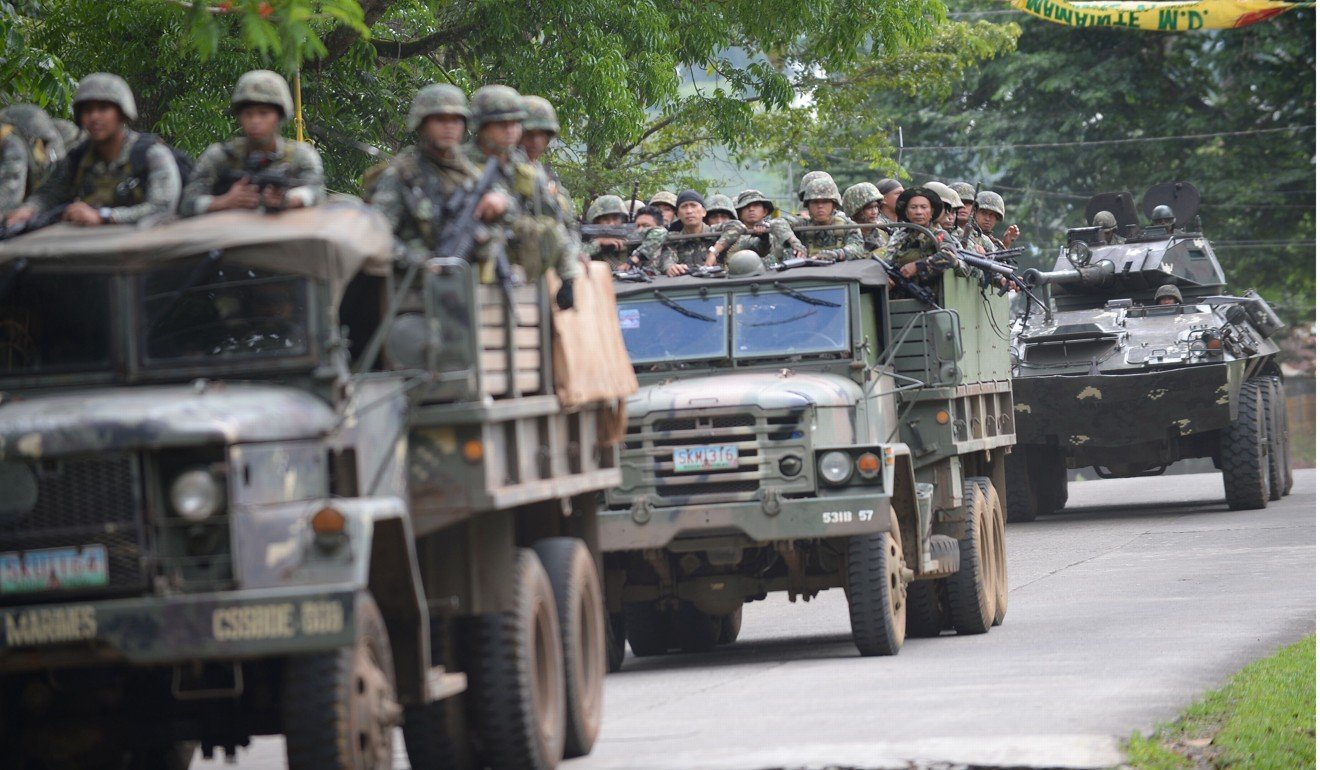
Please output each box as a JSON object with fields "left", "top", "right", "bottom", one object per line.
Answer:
{"left": 0, "top": 545, "right": 109, "bottom": 594}
{"left": 672, "top": 445, "right": 740, "bottom": 473}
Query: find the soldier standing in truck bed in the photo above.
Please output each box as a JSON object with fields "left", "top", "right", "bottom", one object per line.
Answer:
{"left": 705, "top": 189, "right": 802, "bottom": 266}
{"left": 775, "top": 175, "right": 866, "bottom": 263}
{"left": 660, "top": 190, "right": 714, "bottom": 276}
{"left": 842, "top": 182, "right": 888, "bottom": 254}
{"left": 885, "top": 186, "right": 958, "bottom": 285}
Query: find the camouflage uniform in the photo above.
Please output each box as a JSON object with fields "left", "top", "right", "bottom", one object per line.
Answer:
{"left": 181, "top": 137, "right": 324, "bottom": 217}
{"left": 631, "top": 226, "right": 668, "bottom": 268}
{"left": 711, "top": 189, "right": 799, "bottom": 264}
{"left": 0, "top": 104, "right": 64, "bottom": 215}
{"left": 885, "top": 186, "right": 958, "bottom": 284}
{"left": 521, "top": 95, "right": 576, "bottom": 229}
{"left": 583, "top": 194, "right": 630, "bottom": 265}
{"left": 659, "top": 226, "right": 716, "bottom": 272}
{"left": 0, "top": 131, "right": 26, "bottom": 216}
{"left": 21, "top": 74, "right": 181, "bottom": 223}
{"left": 779, "top": 176, "right": 865, "bottom": 262}
{"left": 841, "top": 182, "right": 887, "bottom": 254}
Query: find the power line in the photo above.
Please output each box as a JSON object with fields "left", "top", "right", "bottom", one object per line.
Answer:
{"left": 896, "top": 125, "right": 1314, "bottom": 152}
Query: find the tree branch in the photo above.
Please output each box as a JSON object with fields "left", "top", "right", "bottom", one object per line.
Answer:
{"left": 372, "top": 25, "right": 475, "bottom": 59}
{"left": 317, "top": 0, "right": 395, "bottom": 68}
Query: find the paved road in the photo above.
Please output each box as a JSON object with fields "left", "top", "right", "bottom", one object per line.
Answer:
{"left": 202, "top": 471, "right": 1316, "bottom": 770}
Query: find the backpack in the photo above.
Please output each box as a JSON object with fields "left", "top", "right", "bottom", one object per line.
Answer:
{"left": 67, "top": 133, "right": 194, "bottom": 209}
{"left": 0, "top": 122, "right": 54, "bottom": 196}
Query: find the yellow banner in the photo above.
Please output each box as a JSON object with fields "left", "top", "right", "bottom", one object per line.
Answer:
{"left": 1008, "top": 0, "right": 1306, "bottom": 30}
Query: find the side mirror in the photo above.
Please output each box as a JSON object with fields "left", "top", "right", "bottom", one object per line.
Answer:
{"left": 924, "top": 308, "right": 963, "bottom": 385}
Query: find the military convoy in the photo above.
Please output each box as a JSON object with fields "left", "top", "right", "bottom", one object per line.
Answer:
{"left": 599, "top": 246, "right": 1014, "bottom": 666}
{"left": 1008, "top": 183, "right": 1291, "bottom": 520}
{"left": 0, "top": 204, "right": 633, "bottom": 770}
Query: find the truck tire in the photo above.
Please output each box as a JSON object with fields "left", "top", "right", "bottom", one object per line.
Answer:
{"left": 844, "top": 509, "right": 907, "bottom": 656}
{"left": 947, "top": 480, "right": 995, "bottom": 635}
{"left": 984, "top": 482, "right": 1009, "bottom": 626}
{"left": 717, "top": 606, "right": 743, "bottom": 645}
{"left": 283, "top": 593, "right": 399, "bottom": 770}
{"left": 403, "top": 618, "right": 477, "bottom": 770}
{"left": 1263, "top": 378, "right": 1287, "bottom": 501}
{"left": 623, "top": 601, "right": 671, "bottom": 657}
{"left": 1004, "top": 450, "right": 1037, "bottom": 523}
{"left": 905, "top": 579, "right": 946, "bottom": 638}
{"left": 606, "top": 611, "right": 626, "bottom": 673}
{"left": 533, "top": 538, "right": 605, "bottom": 759}
{"left": 1221, "top": 378, "right": 1270, "bottom": 511}
{"left": 469, "top": 548, "right": 566, "bottom": 770}
{"left": 672, "top": 601, "right": 720, "bottom": 654}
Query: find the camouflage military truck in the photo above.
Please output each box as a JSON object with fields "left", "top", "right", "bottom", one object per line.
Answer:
{"left": 1008, "top": 182, "right": 1290, "bottom": 520}
{"left": 600, "top": 248, "right": 1014, "bottom": 667}
{"left": 0, "top": 204, "right": 630, "bottom": 770}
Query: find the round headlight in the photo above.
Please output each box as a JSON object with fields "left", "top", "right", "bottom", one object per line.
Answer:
{"left": 170, "top": 469, "right": 222, "bottom": 521}
{"left": 818, "top": 451, "right": 853, "bottom": 485}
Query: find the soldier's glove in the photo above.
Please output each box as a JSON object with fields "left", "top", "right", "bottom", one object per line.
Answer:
{"left": 556, "top": 278, "right": 575, "bottom": 311}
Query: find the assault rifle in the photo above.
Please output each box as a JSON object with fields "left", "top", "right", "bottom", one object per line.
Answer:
{"left": 579, "top": 224, "right": 636, "bottom": 240}
{"left": 873, "top": 256, "right": 941, "bottom": 309}
{"left": 436, "top": 157, "right": 516, "bottom": 301}
{"left": 0, "top": 203, "right": 69, "bottom": 241}
{"left": 612, "top": 266, "right": 655, "bottom": 283}
{"left": 218, "top": 151, "right": 311, "bottom": 211}
{"left": 954, "top": 247, "right": 1050, "bottom": 315}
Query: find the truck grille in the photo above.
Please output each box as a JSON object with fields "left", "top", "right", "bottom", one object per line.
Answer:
{"left": 0, "top": 454, "right": 148, "bottom": 601}
{"left": 620, "top": 409, "right": 810, "bottom": 505}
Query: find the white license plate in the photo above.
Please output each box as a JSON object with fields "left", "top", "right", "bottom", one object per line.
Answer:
{"left": 672, "top": 445, "right": 740, "bottom": 473}
{"left": 0, "top": 545, "right": 109, "bottom": 594}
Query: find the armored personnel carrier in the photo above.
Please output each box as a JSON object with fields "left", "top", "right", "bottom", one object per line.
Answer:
{"left": 0, "top": 205, "right": 633, "bottom": 770}
{"left": 600, "top": 245, "right": 1015, "bottom": 668}
{"left": 1008, "top": 182, "right": 1290, "bottom": 521}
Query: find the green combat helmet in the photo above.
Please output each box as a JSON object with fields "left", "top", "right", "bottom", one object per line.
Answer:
{"left": 798, "top": 171, "right": 833, "bottom": 202}
{"left": 924, "top": 181, "right": 962, "bottom": 215}
{"left": 727, "top": 249, "right": 766, "bottom": 276}
{"left": 976, "top": 190, "right": 1006, "bottom": 219}
{"left": 951, "top": 182, "right": 977, "bottom": 205}
{"left": 470, "top": 85, "right": 527, "bottom": 128}
{"left": 230, "top": 70, "right": 293, "bottom": 118}
{"left": 0, "top": 104, "right": 65, "bottom": 161}
{"left": 649, "top": 191, "right": 677, "bottom": 208}
{"left": 1150, "top": 204, "right": 1175, "bottom": 226}
{"left": 522, "top": 95, "right": 559, "bottom": 135}
{"left": 735, "top": 189, "right": 774, "bottom": 213}
{"left": 841, "top": 182, "right": 882, "bottom": 220}
{"left": 586, "top": 194, "right": 628, "bottom": 223}
{"left": 802, "top": 176, "right": 842, "bottom": 206}
{"left": 1154, "top": 284, "right": 1183, "bottom": 304}
{"left": 407, "top": 84, "right": 469, "bottom": 132}
{"left": 705, "top": 194, "right": 736, "bottom": 220}
{"left": 1092, "top": 210, "right": 1117, "bottom": 230}
{"left": 407, "top": 84, "right": 470, "bottom": 131}
{"left": 72, "top": 72, "right": 137, "bottom": 122}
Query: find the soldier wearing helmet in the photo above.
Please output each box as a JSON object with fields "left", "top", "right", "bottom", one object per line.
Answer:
{"left": 584, "top": 194, "right": 634, "bottom": 267}
{"left": 876, "top": 178, "right": 903, "bottom": 224}
{"left": 884, "top": 186, "right": 959, "bottom": 285}
{"left": 465, "top": 85, "right": 581, "bottom": 308}
{"left": 369, "top": 83, "right": 511, "bottom": 259}
{"left": 971, "top": 190, "right": 1017, "bottom": 251}
{"left": 950, "top": 182, "right": 977, "bottom": 231}
{"left": 778, "top": 173, "right": 864, "bottom": 263}
{"left": 516, "top": 95, "right": 576, "bottom": 229}
{"left": 706, "top": 189, "right": 798, "bottom": 265}
{"left": 1154, "top": 284, "right": 1183, "bottom": 306}
{"left": 1091, "top": 210, "right": 1121, "bottom": 244}
{"left": 1150, "top": 204, "right": 1176, "bottom": 233}
{"left": 648, "top": 191, "right": 678, "bottom": 227}
{"left": 181, "top": 70, "right": 325, "bottom": 217}
{"left": 704, "top": 194, "right": 736, "bottom": 227}
{"left": 0, "top": 104, "right": 65, "bottom": 216}
{"left": 842, "top": 182, "right": 888, "bottom": 254}
{"left": 6, "top": 72, "right": 181, "bottom": 228}
{"left": 924, "top": 182, "right": 963, "bottom": 232}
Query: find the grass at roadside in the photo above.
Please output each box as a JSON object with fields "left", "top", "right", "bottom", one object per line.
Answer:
{"left": 1126, "top": 635, "right": 1315, "bottom": 770}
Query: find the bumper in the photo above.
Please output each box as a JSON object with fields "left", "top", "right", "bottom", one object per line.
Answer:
{"left": 1013, "top": 364, "right": 1235, "bottom": 447}
{"left": 0, "top": 584, "right": 357, "bottom": 671}
{"left": 600, "top": 490, "right": 893, "bottom": 551}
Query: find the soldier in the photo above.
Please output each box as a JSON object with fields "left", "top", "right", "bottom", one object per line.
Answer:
{"left": 707, "top": 189, "right": 801, "bottom": 265}
{"left": 1093, "top": 210, "right": 1122, "bottom": 244}
{"left": 1150, "top": 204, "right": 1176, "bottom": 233}
{"left": 660, "top": 189, "right": 712, "bottom": 276}
{"left": 841, "top": 182, "right": 887, "bottom": 254}
{"left": 925, "top": 181, "right": 962, "bottom": 233}
{"left": 630, "top": 205, "right": 668, "bottom": 269}
{"left": 5, "top": 73, "right": 181, "bottom": 228}
{"left": 368, "top": 84, "right": 509, "bottom": 257}
{"left": 517, "top": 95, "right": 576, "bottom": 221}
{"left": 951, "top": 181, "right": 977, "bottom": 231}
{"left": 1154, "top": 284, "right": 1183, "bottom": 306}
{"left": 649, "top": 191, "right": 678, "bottom": 226}
{"left": 782, "top": 175, "right": 866, "bottom": 263}
{"left": 972, "top": 191, "right": 1009, "bottom": 250}
{"left": 0, "top": 104, "right": 65, "bottom": 216}
{"left": 885, "top": 186, "right": 958, "bottom": 284}
{"left": 181, "top": 70, "right": 324, "bottom": 217}
{"left": 467, "top": 84, "right": 581, "bottom": 309}
{"left": 876, "top": 178, "right": 903, "bottom": 224}
{"left": 704, "top": 194, "right": 736, "bottom": 227}
{"left": 583, "top": 194, "right": 631, "bottom": 266}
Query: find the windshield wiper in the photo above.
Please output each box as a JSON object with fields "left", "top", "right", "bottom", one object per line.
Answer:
{"left": 653, "top": 291, "right": 717, "bottom": 322}
{"left": 147, "top": 249, "right": 224, "bottom": 330}
{"left": 772, "top": 282, "right": 840, "bottom": 308}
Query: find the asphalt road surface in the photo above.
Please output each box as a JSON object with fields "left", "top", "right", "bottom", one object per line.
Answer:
{"left": 200, "top": 471, "right": 1316, "bottom": 770}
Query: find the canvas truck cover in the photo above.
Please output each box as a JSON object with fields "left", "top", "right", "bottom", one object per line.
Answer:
{"left": 547, "top": 260, "right": 639, "bottom": 410}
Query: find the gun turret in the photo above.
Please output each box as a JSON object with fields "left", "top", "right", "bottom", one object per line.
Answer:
{"left": 1023, "top": 261, "right": 1116, "bottom": 291}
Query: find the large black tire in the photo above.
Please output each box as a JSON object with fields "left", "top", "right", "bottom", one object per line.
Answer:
{"left": 606, "top": 610, "right": 626, "bottom": 673}
{"left": 905, "top": 579, "right": 946, "bottom": 638}
{"left": 1264, "top": 378, "right": 1287, "bottom": 501}
{"left": 1221, "top": 378, "right": 1270, "bottom": 511}
{"left": 672, "top": 601, "right": 720, "bottom": 654}
{"left": 469, "top": 548, "right": 566, "bottom": 770}
{"left": 403, "top": 617, "right": 477, "bottom": 770}
{"left": 623, "top": 601, "right": 671, "bottom": 657}
{"left": 717, "top": 606, "right": 743, "bottom": 645}
{"left": 947, "top": 479, "right": 995, "bottom": 635}
{"left": 844, "top": 509, "right": 907, "bottom": 656}
{"left": 1003, "top": 451, "right": 1038, "bottom": 523}
{"left": 533, "top": 538, "right": 606, "bottom": 759}
{"left": 1275, "top": 378, "right": 1295, "bottom": 496}
{"left": 283, "top": 593, "right": 399, "bottom": 770}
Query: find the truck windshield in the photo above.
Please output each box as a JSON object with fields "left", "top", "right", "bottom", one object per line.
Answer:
{"left": 141, "top": 260, "right": 311, "bottom": 365}
{"left": 618, "top": 295, "right": 728, "bottom": 364}
{"left": 0, "top": 271, "right": 113, "bottom": 376}
{"left": 732, "top": 285, "right": 849, "bottom": 359}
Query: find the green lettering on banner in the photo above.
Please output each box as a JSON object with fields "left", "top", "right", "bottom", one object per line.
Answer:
{"left": 1125, "top": 11, "right": 1140, "bottom": 27}
{"left": 1055, "top": 4, "right": 1072, "bottom": 23}
{"left": 1095, "top": 14, "right": 1111, "bottom": 26}
{"left": 1025, "top": 0, "right": 1044, "bottom": 12}
{"left": 1187, "top": 10, "right": 1203, "bottom": 29}
{"left": 1073, "top": 11, "right": 1088, "bottom": 26}
{"left": 1157, "top": 7, "right": 1179, "bottom": 29}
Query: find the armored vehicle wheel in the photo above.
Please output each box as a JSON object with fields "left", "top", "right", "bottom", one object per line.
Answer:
{"left": 1004, "top": 451, "right": 1038, "bottom": 523}
{"left": 469, "top": 548, "right": 566, "bottom": 770}
{"left": 403, "top": 618, "right": 477, "bottom": 770}
{"left": 947, "top": 480, "right": 995, "bottom": 635}
{"left": 533, "top": 538, "right": 606, "bottom": 759}
{"left": 606, "top": 611, "right": 626, "bottom": 672}
{"left": 717, "top": 606, "right": 743, "bottom": 645}
{"left": 283, "top": 593, "right": 400, "bottom": 770}
{"left": 1263, "top": 378, "right": 1287, "bottom": 501}
{"left": 623, "top": 601, "right": 672, "bottom": 657}
{"left": 673, "top": 601, "right": 720, "bottom": 653}
{"left": 1273, "top": 378, "right": 1294, "bottom": 496}
{"left": 844, "top": 509, "right": 907, "bottom": 656}
{"left": 1221, "top": 378, "right": 1270, "bottom": 511}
